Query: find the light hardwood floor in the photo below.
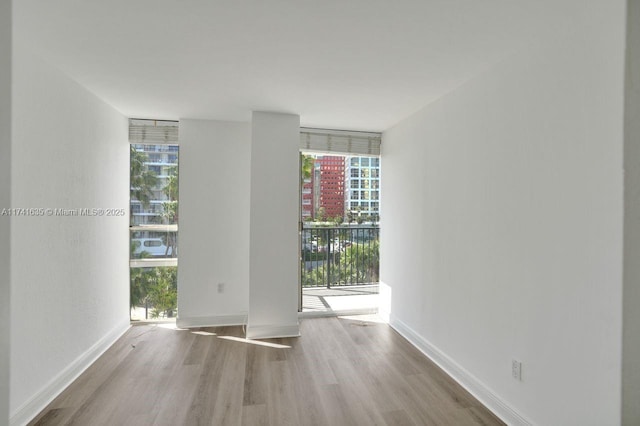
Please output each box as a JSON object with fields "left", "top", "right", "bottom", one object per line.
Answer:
{"left": 30, "top": 316, "right": 504, "bottom": 426}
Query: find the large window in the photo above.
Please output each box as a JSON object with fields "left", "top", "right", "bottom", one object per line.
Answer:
{"left": 129, "top": 120, "right": 179, "bottom": 321}
{"left": 300, "top": 152, "right": 381, "bottom": 222}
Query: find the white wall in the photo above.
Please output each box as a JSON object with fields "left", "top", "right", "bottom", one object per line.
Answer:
{"left": 10, "top": 46, "right": 130, "bottom": 424}
{"left": 177, "top": 119, "right": 251, "bottom": 327}
{"left": 247, "top": 112, "right": 300, "bottom": 339}
{"left": 380, "top": 4, "right": 626, "bottom": 425}
{"left": 0, "top": 0, "right": 11, "bottom": 423}
{"left": 623, "top": 0, "right": 640, "bottom": 424}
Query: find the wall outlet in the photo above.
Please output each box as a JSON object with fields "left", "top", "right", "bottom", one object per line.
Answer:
{"left": 512, "top": 360, "right": 522, "bottom": 381}
{"left": 217, "top": 282, "right": 225, "bottom": 293}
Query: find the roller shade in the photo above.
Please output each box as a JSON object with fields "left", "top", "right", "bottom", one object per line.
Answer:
{"left": 300, "top": 128, "right": 381, "bottom": 156}
{"left": 129, "top": 119, "right": 179, "bottom": 144}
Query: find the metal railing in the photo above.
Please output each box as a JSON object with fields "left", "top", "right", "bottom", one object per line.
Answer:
{"left": 301, "top": 225, "right": 379, "bottom": 288}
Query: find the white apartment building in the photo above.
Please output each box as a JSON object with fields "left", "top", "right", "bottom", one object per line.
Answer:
{"left": 344, "top": 156, "right": 380, "bottom": 220}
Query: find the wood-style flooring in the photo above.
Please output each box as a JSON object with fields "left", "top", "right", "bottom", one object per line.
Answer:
{"left": 30, "top": 316, "right": 505, "bottom": 426}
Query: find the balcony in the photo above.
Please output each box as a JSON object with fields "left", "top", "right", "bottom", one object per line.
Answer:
{"left": 301, "top": 225, "right": 379, "bottom": 315}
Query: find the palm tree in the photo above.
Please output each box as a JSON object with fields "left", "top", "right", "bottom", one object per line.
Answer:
{"left": 162, "top": 166, "right": 178, "bottom": 257}
{"left": 130, "top": 146, "right": 158, "bottom": 208}
{"left": 301, "top": 154, "right": 314, "bottom": 181}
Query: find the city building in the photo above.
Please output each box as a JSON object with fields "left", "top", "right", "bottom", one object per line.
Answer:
{"left": 300, "top": 161, "right": 314, "bottom": 220}
{"left": 130, "top": 143, "right": 179, "bottom": 226}
{"left": 316, "top": 155, "right": 345, "bottom": 219}
{"left": 345, "top": 156, "right": 380, "bottom": 220}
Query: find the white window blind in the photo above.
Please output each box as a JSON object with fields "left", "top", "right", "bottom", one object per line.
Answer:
{"left": 300, "top": 128, "right": 381, "bottom": 156}
{"left": 129, "top": 119, "right": 179, "bottom": 144}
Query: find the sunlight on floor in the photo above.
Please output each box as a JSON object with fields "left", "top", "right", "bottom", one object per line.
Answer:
{"left": 217, "top": 335, "right": 291, "bottom": 349}
{"left": 338, "top": 313, "right": 387, "bottom": 324}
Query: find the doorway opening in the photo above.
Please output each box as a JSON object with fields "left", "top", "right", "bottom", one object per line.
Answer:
{"left": 300, "top": 152, "right": 380, "bottom": 315}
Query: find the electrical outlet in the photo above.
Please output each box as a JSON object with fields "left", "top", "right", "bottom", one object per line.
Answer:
{"left": 217, "top": 282, "right": 225, "bottom": 293}
{"left": 512, "top": 360, "right": 522, "bottom": 381}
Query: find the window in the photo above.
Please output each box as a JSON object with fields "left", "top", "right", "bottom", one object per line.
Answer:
{"left": 351, "top": 180, "right": 359, "bottom": 189}
{"left": 129, "top": 119, "right": 179, "bottom": 322}
{"left": 361, "top": 169, "right": 369, "bottom": 178}
{"left": 361, "top": 158, "right": 370, "bottom": 167}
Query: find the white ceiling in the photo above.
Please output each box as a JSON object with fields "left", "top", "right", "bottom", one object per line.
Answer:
{"left": 14, "top": 1, "right": 579, "bottom": 131}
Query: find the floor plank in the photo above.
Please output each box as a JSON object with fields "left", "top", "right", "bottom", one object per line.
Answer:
{"left": 29, "top": 317, "right": 504, "bottom": 426}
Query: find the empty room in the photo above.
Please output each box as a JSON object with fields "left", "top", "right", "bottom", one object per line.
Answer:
{"left": 1, "top": 1, "right": 639, "bottom": 425}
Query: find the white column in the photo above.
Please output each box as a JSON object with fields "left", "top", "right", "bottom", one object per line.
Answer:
{"left": 0, "top": 0, "right": 10, "bottom": 422}
{"left": 177, "top": 119, "right": 251, "bottom": 327}
{"left": 623, "top": 0, "right": 640, "bottom": 424}
{"left": 247, "top": 112, "right": 300, "bottom": 339}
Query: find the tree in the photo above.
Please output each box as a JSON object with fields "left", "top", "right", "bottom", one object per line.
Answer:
{"left": 147, "top": 267, "right": 178, "bottom": 318}
{"left": 301, "top": 154, "right": 314, "bottom": 181}
{"left": 162, "top": 166, "right": 178, "bottom": 257}
{"left": 316, "top": 207, "right": 327, "bottom": 222}
{"left": 346, "top": 210, "right": 354, "bottom": 224}
{"left": 130, "top": 267, "right": 156, "bottom": 317}
{"left": 130, "top": 146, "right": 158, "bottom": 212}
{"left": 338, "top": 239, "right": 380, "bottom": 284}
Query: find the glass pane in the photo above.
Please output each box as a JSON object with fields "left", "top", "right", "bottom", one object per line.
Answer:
{"left": 130, "top": 143, "right": 179, "bottom": 321}
{"left": 130, "top": 266, "right": 178, "bottom": 320}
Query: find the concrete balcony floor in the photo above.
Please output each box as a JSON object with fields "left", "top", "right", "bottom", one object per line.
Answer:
{"left": 301, "top": 284, "right": 379, "bottom": 316}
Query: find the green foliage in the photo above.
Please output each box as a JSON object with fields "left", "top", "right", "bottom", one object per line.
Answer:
{"left": 162, "top": 166, "right": 178, "bottom": 256}
{"left": 163, "top": 165, "right": 179, "bottom": 201}
{"left": 346, "top": 210, "right": 354, "bottom": 224}
{"left": 301, "top": 234, "right": 379, "bottom": 287}
{"left": 130, "top": 266, "right": 178, "bottom": 318}
{"left": 148, "top": 267, "right": 178, "bottom": 318}
{"left": 339, "top": 240, "right": 379, "bottom": 283}
{"left": 130, "top": 267, "right": 149, "bottom": 309}
{"left": 130, "top": 146, "right": 158, "bottom": 210}
{"left": 301, "top": 154, "right": 314, "bottom": 181}
{"left": 316, "top": 207, "right": 326, "bottom": 222}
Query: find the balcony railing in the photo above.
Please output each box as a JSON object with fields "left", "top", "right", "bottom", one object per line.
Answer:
{"left": 301, "top": 225, "right": 379, "bottom": 288}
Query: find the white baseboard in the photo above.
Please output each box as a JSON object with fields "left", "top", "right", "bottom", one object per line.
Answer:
{"left": 389, "top": 315, "right": 533, "bottom": 426}
{"left": 246, "top": 323, "right": 300, "bottom": 339}
{"left": 10, "top": 320, "right": 131, "bottom": 426}
{"left": 176, "top": 313, "right": 248, "bottom": 329}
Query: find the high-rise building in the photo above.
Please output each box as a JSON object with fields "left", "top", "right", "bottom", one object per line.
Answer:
{"left": 344, "top": 156, "right": 380, "bottom": 220}
{"left": 131, "top": 144, "right": 179, "bottom": 226}
{"left": 317, "top": 155, "right": 346, "bottom": 219}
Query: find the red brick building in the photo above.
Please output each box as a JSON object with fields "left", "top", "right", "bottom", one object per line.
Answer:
{"left": 317, "top": 156, "right": 345, "bottom": 219}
